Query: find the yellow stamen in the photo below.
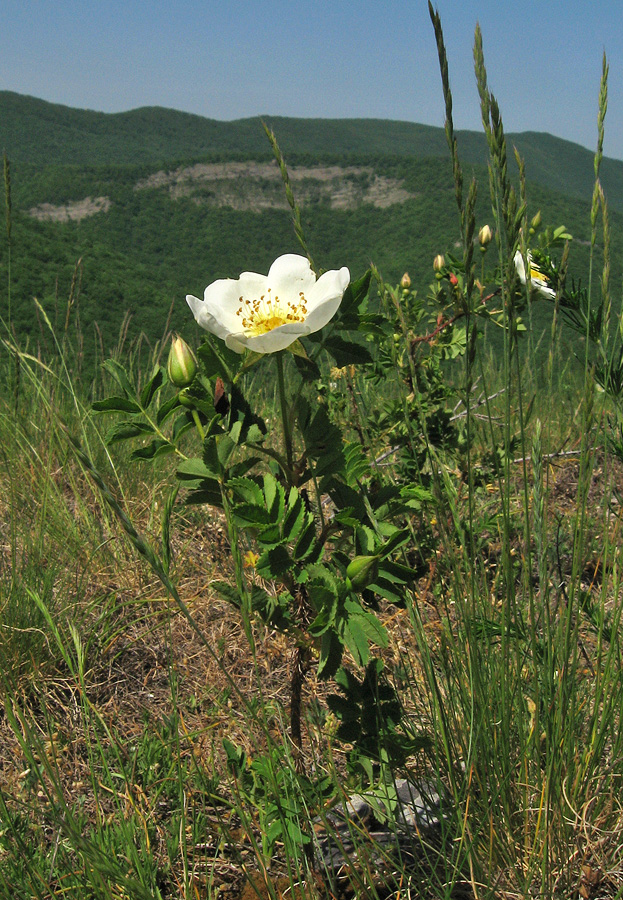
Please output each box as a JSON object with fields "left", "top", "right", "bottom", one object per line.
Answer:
{"left": 235, "top": 287, "right": 308, "bottom": 336}
{"left": 529, "top": 264, "right": 548, "bottom": 283}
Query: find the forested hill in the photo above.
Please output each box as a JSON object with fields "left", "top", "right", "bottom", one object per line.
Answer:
{"left": 0, "top": 91, "right": 620, "bottom": 380}
{"left": 2, "top": 91, "right": 623, "bottom": 213}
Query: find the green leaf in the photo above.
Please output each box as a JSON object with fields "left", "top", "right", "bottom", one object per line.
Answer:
{"left": 344, "top": 441, "right": 371, "bottom": 483}
{"left": 378, "top": 559, "right": 418, "bottom": 582}
{"left": 180, "top": 376, "right": 217, "bottom": 416}
{"left": 252, "top": 587, "right": 293, "bottom": 630}
{"left": 156, "top": 394, "right": 181, "bottom": 426}
{"left": 299, "top": 403, "right": 345, "bottom": 476}
{"left": 338, "top": 269, "right": 371, "bottom": 323}
{"left": 176, "top": 458, "right": 215, "bottom": 481}
{"left": 355, "top": 525, "right": 377, "bottom": 555}
{"left": 212, "top": 580, "right": 243, "bottom": 609}
{"left": 184, "top": 482, "right": 223, "bottom": 507}
{"left": 140, "top": 366, "right": 164, "bottom": 408}
{"left": 130, "top": 438, "right": 175, "bottom": 461}
{"left": 196, "top": 339, "right": 240, "bottom": 380}
{"left": 229, "top": 456, "right": 262, "bottom": 479}
{"left": 342, "top": 617, "right": 370, "bottom": 666}
{"left": 102, "top": 358, "right": 135, "bottom": 397}
{"left": 202, "top": 435, "right": 222, "bottom": 478}
{"left": 307, "top": 568, "right": 340, "bottom": 634}
{"left": 326, "top": 694, "right": 360, "bottom": 725}
{"left": 217, "top": 434, "right": 237, "bottom": 470}
{"left": 293, "top": 519, "right": 319, "bottom": 561}
{"left": 255, "top": 545, "right": 293, "bottom": 579}
{"left": 323, "top": 335, "right": 372, "bottom": 366}
{"left": 263, "top": 474, "right": 285, "bottom": 523}
{"left": 92, "top": 396, "right": 142, "bottom": 414}
{"left": 255, "top": 523, "right": 282, "bottom": 547}
{"left": 292, "top": 351, "right": 321, "bottom": 383}
{"left": 172, "top": 412, "right": 194, "bottom": 442}
{"left": 344, "top": 600, "right": 388, "bottom": 647}
{"left": 228, "top": 384, "right": 267, "bottom": 445}
{"left": 281, "top": 490, "right": 306, "bottom": 542}
{"left": 229, "top": 477, "right": 264, "bottom": 506}
{"left": 317, "top": 630, "right": 343, "bottom": 680}
{"left": 366, "top": 576, "right": 407, "bottom": 604}
{"left": 161, "top": 484, "right": 179, "bottom": 576}
{"left": 105, "top": 421, "right": 154, "bottom": 446}
{"left": 376, "top": 527, "right": 411, "bottom": 560}
{"left": 232, "top": 503, "right": 273, "bottom": 528}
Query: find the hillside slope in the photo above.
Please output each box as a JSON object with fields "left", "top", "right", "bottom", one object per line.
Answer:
{"left": 2, "top": 91, "right": 622, "bottom": 213}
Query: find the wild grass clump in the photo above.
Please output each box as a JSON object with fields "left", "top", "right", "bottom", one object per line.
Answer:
{"left": 0, "top": 7, "right": 622, "bottom": 900}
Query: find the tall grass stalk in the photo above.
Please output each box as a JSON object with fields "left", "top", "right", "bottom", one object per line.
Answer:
{"left": 3, "top": 153, "right": 11, "bottom": 333}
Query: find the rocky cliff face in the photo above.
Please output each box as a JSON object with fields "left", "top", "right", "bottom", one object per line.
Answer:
{"left": 28, "top": 160, "right": 416, "bottom": 222}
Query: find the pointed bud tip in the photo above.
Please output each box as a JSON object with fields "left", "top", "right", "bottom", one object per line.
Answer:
{"left": 167, "top": 335, "right": 198, "bottom": 388}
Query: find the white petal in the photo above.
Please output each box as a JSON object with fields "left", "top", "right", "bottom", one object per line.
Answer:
{"left": 537, "top": 282, "right": 556, "bottom": 299}
{"left": 302, "top": 266, "right": 350, "bottom": 332}
{"left": 514, "top": 251, "right": 527, "bottom": 285}
{"left": 224, "top": 333, "right": 248, "bottom": 353}
{"left": 227, "top": 322, "right": 311, "bottom": 354}
{"left": 200, "top": 278, "right": 246, "bottom": 331}
{"left": 186, "top": 293, "right": 232, "bottom": 339}
{"left": 237, "top": 271, "right": 268, "bottom": 299}
{"left": 267, "top": 254, "right": 316, "bottom": 300}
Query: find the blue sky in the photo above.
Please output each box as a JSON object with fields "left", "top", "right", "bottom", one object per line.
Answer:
{"left": 2, "top": 0, "right": 623, "bottom": 160}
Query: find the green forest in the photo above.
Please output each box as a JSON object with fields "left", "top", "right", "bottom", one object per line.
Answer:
{"left": 1, "top": 91, "right": 621, "bottom": 379}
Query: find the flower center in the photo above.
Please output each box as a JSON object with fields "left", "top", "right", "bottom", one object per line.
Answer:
{"left": 529, "top": 263, "right": 548, "bottom": 283}
{"left": 235, "top": 288, "right": 308, "bottom": 336}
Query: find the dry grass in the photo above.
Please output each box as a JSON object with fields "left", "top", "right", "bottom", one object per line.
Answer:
{"left": 1, "top": 395, "right": 623, "bottom": 899}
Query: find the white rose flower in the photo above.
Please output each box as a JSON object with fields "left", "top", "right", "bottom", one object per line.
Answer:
{"left": 186, "top": 254, "right": 350, "bottom": 354}
{"left": 514, "top": 250, "right": 555, "bottom": 299}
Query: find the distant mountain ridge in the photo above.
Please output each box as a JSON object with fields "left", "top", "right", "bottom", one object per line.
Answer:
{"left": 0, "top": 90, "right": 620, "bottom": 378}
{"left": 2, "top": 90, "right": 622, "bottom": 213}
